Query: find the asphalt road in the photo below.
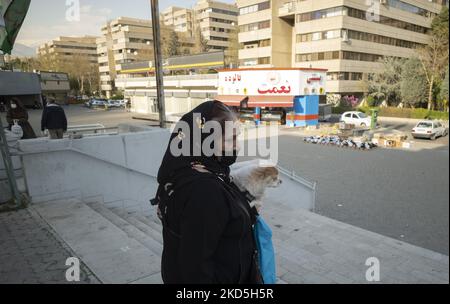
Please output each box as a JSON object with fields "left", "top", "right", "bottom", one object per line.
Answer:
{"left": 3, "top": 105, "right": 449, "bottom": 255}
{"left": 277, "top": 129, "right": 449, "bottom": 255}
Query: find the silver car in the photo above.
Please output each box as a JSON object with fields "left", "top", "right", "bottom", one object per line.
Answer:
{"left": 412, "top": 121, "right": 448, "bottom": 140}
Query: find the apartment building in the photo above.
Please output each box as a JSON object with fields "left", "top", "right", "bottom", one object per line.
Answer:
{"left": 195, "top": 0, "right": 239, "bottom": 50}
{"left": 162, "top": 6, "right": 195, "bottom": 35}
{"left": 37, "top": 36, "right": 98, "bottom": 68}
{"left": 237, "top": 0, "right": 447, "bottom": 98}
{"left": 97, "top": 17, "right": 195, "bottom": 97}
{"left": 97, "top": 17, "right": 155, "bottom": 97}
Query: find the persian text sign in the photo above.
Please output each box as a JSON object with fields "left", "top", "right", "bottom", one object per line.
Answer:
{"left": 218, "top": 69, "right": 327, "bottom": 97}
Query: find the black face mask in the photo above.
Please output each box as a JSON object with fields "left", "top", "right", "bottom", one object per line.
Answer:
{"left": 217, "top": 150, "right": 238, "bottom": 167}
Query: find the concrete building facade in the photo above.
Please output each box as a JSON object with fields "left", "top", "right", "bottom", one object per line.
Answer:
{"left": 162, "top": 1, "right": 240, "bottom": 51}
{"left": 237, "top": 0, "right": 448, "bottom": 98}
{"left": 194, "top": 0, "right": 239, "bottom": 51}
{"left": 97, "top": 17, "right": 196, "bottom": 98}
{"left": 37, "top": 36, "right": 98, "bottom": 68}
{"left": 162, "top": 6, "right": 195, "bottom": 35}
{"left": 38, "top": 71, "right": 71, "bottom": 104}
{"left": 97, "top": 17, "right": 155, "bottom": 98}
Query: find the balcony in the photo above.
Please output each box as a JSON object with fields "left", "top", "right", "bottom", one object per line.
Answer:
{"left": 279, "top": 1, "right": 297, "bottom": 19}
{"left": 239, "top": 46, "right": 272, "bottom": 59}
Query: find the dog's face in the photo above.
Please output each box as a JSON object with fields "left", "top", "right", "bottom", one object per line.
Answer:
{"left": 251, "top": 166, "right": 282, "bottom": 188}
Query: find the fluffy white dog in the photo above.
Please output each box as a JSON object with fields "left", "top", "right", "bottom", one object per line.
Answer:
{"left": 230, "top": 160, "right": 282, "bottom": 210}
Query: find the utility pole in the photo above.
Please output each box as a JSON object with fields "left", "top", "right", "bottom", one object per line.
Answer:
{"left": 150, "top": 0, "right": 167, "bottom": 129}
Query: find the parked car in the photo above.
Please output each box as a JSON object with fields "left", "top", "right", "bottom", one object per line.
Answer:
{"left": 340, "top": 111, "right": 371, "bottom": 128}
{"left": 106, "top": 100, "right": 122, "bottom": 108}
{"left": 85, "top": 99, "right": 107, "bottom": 109}
{"left": 412, "top": 120, "right": 448, "bottom": 140}
{"left": 115, "top": 100, "right": 126, "bottom": 108}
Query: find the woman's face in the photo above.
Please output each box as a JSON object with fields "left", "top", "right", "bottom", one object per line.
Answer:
{"left": 10, "top": 103, "right": 17, "bottom": 109}
{"left": 219, "top": 119, "right": 241, "bottom": 155}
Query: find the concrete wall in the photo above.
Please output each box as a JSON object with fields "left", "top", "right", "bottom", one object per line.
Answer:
{"left": 18, "top": 125, "right": 316, "bottom": 212}
{"left": 19, "top": 127, "right": 170, "bottom": 211}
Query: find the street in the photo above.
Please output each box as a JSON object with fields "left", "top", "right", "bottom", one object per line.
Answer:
{"left": 3, "top": 104, "right": 449, "bottom": 255}
{"left": 278, "top": 128, "right": 449, "bottom": 255}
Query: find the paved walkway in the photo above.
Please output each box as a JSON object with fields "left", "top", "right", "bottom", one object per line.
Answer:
{"left": 262, "top": 203, "right": 449, "bottom": 284}
{"left": 1, "top": 200, "right": 448, "bottom": 284}
{"left": 0, "top": 208, "right": 99, "bottom": 284}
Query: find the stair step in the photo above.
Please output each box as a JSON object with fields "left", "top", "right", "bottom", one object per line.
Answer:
{"left": 32, "top": 200, "right": 160, "bottom": 284}
{"left": 108, "top": 208, "right": 163, "bottom": 245}
{"left": 87, "top": 202, "right": 163, "bottom": 257}
{"left": 135, "top": 213, "right": 163, "bottom": 235}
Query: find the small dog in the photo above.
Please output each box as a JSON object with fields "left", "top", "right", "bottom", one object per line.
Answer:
{"left": 231, "top": 160, "right": 282, "bottom": 210}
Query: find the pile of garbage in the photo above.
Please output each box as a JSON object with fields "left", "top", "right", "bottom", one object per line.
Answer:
{"left": 303, "top": 135, "right": 377, "bottom": 150}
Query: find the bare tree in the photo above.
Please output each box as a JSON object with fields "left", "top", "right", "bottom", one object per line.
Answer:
{"left": 417, "top": 8, "right": 449, "bottom": 110}
{"left": 417, "top": 33, "right": 449, "bottom": 110}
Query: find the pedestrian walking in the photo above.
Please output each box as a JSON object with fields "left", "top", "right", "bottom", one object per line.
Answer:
{"left": 41, "top": 98, "right": 68, "bottom": 139}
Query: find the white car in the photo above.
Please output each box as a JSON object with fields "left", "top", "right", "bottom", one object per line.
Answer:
{"left": 340, "top": 111, "right": 371, "bottom": 128}
{"left": 412, "top": 120, "right": 448, "bottom": 140}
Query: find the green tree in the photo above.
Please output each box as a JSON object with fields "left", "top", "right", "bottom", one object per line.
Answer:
{"left": 440, "top": 66, "right": 449, "bottom": 111}
{"left": 400, "top": 58, "right": 428, "bottom": 108}
{"left": 166, "top": 30, "right": 181, "bottom": 57}
{"left": 368, "top": 57, "right": 404, "bottom": 106}
{"left": 417, "top": 7, "right": 449, "bottom": 110}
{"left": 194, "top": 25, "right": 209, "bottom": 53}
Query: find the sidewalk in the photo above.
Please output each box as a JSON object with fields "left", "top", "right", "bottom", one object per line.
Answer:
{"left": 11, "top": 198, "right": 448, "bottom": 284}
{"left": 0, "top": 208, "right": 99, "bottom": 284}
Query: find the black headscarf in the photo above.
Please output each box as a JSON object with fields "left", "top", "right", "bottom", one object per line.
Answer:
{"left": 157, "top": 100, "right": 237, "bottom": 187}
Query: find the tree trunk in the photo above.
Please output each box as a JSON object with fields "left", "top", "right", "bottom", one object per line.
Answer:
{"left": 427, "top": 76, "right": 434, "bottom": 111}
{"left": 80, "top": 75, "right": 85, "bottom": 95}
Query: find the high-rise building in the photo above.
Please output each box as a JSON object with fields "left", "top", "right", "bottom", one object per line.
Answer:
{"left": 161, "top": 6, "right": 195, "bottom": 35}
{"left": 237, "top": 0, "right": 448, "bottom": 97}
{"left": 97, "top": 17, "right": 195, "bottom": 97}
{"left": 37, "top": 36, "right": 98, "bottom": 69}
{"left": 195, "top": 0, "right": 239, "bottom": 51}
{"left": 97, "top": 17, "right": 155, "bottom": 97}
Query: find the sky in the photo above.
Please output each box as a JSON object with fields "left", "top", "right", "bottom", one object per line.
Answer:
{"left": 16, "top": 0, "right": 234, "bottom": 48}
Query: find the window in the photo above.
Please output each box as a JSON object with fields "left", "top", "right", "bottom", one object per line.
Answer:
{"left": 258, "top": 57, "right": 270, "bottom": 64}
{"left": 239, "top": 1, "right": 270, "bottom": 15}
{"left": 296, "top": 51, "right": 386, "bottom": 63}
{"left": 296, "top": 6, "right": 429, "bottom": 34}
{"left": 358, "top": 113, "right": 368, "bottom": 118}
{"left": 239, "top": 20, "right": 270, "bottom": 32}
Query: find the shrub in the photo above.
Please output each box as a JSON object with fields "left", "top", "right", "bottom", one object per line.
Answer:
{"left": 366, "top": 95, "right": 378, "bottom": 107}
{"left": 355, "top": 106, "right": 449, "bottom": 120}
{"left": 111, "top": 94, "right": 124, "bottom": 100}
{"left": 332, "top": 105, "right": 352, "bottom": 114}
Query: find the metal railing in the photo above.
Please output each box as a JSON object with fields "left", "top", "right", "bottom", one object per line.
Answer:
{"left": 65, "top": 124, "right": 119, "bottom": 137}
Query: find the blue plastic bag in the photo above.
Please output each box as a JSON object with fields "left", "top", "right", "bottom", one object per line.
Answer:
{"left": 253, "top": 216, "right": 276, "bottom": 284}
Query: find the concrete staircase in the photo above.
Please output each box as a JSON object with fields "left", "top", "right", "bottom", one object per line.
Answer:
{"left": 32, "top": 197, "right": 449, "bottom": 284}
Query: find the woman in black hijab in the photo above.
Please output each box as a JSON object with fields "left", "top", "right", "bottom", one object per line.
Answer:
{"left": 6, "top": 98, "right": 37, "bottom": 139}
{"left": 155, "top": 100, "right": 262, "bottom": 284}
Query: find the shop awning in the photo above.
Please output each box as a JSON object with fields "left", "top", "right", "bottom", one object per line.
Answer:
{"left": 216, "top": 95, "right": 294, "bottom": 108}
